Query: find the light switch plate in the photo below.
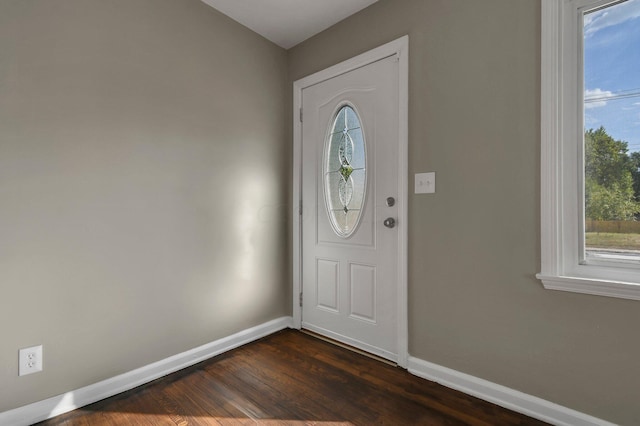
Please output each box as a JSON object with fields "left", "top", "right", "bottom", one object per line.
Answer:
{"left": 415, "top": 172, "right": 436, "bottom": 194}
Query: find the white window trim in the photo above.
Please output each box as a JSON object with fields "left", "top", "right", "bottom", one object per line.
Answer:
{"left": 538, "top": 0, "right": 640, "bottom": 301}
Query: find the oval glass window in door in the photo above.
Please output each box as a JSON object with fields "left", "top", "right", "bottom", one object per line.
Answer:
{"left": 323, "top": 105, "right": 367, "bottom": 237}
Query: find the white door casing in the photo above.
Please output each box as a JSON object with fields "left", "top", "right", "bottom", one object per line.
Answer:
{"left": 292, "top": 36, "right": 408, "bottom": 367}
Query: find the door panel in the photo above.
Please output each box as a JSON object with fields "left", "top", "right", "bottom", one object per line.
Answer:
{"left": 349, "top": 263, "right": 376, "bottom": 322}
{"left": 317, "top": 259, "right": 339, "bottom": 311}
{"left": 301, "top": 55, "right": 399, "bottom": 361}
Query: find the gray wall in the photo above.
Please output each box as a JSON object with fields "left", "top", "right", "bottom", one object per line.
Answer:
{"left": 0, "top": 0, "right": 288, "bottom": 412}
{"left": 288, "top": 0, "right": 639, "bottom": 425}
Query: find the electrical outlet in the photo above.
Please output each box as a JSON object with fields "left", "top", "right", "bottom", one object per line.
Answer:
{"left": 19, "top": 345, "right": 43, "bottom": 376}
{"left": 415, "top": 172, "right": 436, "bottom": 194}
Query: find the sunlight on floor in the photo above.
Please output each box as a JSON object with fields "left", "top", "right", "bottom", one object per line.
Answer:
{"left": 84, "top": 412, "right": 354, "bottom": 425}
{"left": 207, "top": 420, "right": 352, "bottom": 426}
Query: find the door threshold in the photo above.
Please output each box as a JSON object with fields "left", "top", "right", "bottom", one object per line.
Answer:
{"left": 300, "top": 329, "right": 398, "bottom": 367}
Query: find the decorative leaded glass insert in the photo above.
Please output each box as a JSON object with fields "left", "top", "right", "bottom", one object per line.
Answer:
{"left": 324, "top": 105, "right": 367, "bottom": 237}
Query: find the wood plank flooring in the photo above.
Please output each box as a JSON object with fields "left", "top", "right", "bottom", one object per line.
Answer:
{"left": 37, "top": 329, "right": 548, "bottom": 425}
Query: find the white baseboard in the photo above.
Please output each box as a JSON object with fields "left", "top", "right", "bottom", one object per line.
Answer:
{"left": 0, "top": 316, "right": 293, "bottom": 426}
{"left": 407, "top": 356, "right": 615, "bottom": 426}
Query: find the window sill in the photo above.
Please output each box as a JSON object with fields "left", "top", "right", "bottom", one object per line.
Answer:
{"left": 536, "top": 274, "right": 640, "bottom": 301}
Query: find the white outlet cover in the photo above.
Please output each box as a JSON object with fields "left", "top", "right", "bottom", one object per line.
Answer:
{"left": 415, "top": 172, "right": 436, "bottom": 194}
{"left": 19, "top": 345, "right": 43, "bottom": 376}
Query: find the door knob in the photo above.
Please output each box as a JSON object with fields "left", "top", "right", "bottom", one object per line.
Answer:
{"left": 383, "top": 217, "right": 396, "bottom": 228}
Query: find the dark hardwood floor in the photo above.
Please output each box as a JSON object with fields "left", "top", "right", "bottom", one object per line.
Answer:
{"left": 37, "top": 330, "right": 547, "bottom": 425}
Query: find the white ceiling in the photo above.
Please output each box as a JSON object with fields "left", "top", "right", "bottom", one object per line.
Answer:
{"left": 200, "top": 0, "right": 379, "bottom": 49}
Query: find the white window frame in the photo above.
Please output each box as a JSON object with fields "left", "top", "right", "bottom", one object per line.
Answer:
{"left": 538, "top": 0, "right": 640, "bottom": 301}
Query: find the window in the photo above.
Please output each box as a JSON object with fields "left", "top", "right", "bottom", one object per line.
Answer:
{"left": 323, "top": 104, "right": 367, "bottom": 238}
{"left": 539, "top": 0, "right": 640, "bottom": 300}
{"left": 583, "top": 1, "right": 640, "bottom": 261}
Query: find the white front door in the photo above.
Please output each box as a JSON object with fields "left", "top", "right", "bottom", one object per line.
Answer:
{"left": 300, "top": 53, "right": 401, "bottom": 362}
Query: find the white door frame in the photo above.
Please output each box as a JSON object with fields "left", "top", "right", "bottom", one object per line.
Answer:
{"left": 292, "top": 36, "right": 409, "bottom": 368}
